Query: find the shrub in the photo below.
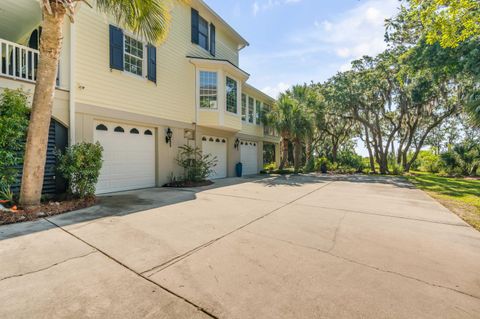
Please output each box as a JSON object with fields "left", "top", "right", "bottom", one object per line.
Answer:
{"left": 314, "top": 157, "right": 330, "bottom": 173}
{"left": 337, "top": 150, "right": 365, "bottom": 173}
{"left": 0, "top": 89, "right": 29, "bottom": 187}
{"left": 415, "top": 150, "right": 442, "bottom": 173}
{"left": 441, "top": 140, "right": 480, "bottom": 176}
{"left": 57, "top": 142, "right": 103, "bottom": 198}
{"left": 176, "top": 145, "right": 217, "bottom": 182}
{"left": 391, "top": 163, "right": 404, "bottom": 175}
{"left": 263, "top": 162, "right": 277, "bottom": 171}
{"left": 304, "top": 157, "right": 315, "bottom": 173}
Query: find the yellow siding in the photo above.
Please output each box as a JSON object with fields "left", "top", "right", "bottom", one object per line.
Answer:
{"left": 198, "top": 111, "right": 219, "bottom": 127}
{"left": 74, "top": 3, "right": 240, "bottom": 126}
{"left": 224, "top": 113, "right": 242, "bottom": 131}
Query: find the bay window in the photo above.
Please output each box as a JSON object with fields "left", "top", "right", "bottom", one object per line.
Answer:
{"left": 200, "top": 71, "right": 218, "bottom": 109}
{"left": 241, "top": 94, "right": 247, "bottom": 121}
{"left": 226, "top": 77, "right": 238, "bottom": 113}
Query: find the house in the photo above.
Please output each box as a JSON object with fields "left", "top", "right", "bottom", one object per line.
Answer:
{"left": 0, "top": 0, "right": 280, "bottom": 194}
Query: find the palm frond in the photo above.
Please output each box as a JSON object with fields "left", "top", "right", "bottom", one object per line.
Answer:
{"left": 96, "top": 0, "right": 170, "bottom": 43}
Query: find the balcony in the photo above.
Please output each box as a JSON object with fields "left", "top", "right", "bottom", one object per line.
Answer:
{"left": 0, "top": 38, "right": 39, "bottom": 83}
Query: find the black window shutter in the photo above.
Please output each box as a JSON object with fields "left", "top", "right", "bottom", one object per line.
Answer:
{"left": 147, "top": 44, "right": 157, "bottom": 83}
{"left": 109, "top": 25, "right": 124, "bottom": 71}
{"left": 209, "top": 23, "right": 216, "bottom": 56}
{"left": 191, "top": 8, "right": 199, "bottom": 44}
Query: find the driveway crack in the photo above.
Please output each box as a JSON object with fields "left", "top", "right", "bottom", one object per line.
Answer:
{"left": 244, "top": 230, "right": 480, "bottom": 301}
{"left": 142, "top": 180, "right": 336, "bottom": 278}
{"left": 43, "top": 218, "right": 219, "bottom": 319}
{"left": 0, "top": 250, "right": 97, "bottom": 282}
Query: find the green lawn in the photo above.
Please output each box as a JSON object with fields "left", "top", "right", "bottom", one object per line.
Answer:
{"left": 406, "top": 172, "right": 480, "bottom": 231}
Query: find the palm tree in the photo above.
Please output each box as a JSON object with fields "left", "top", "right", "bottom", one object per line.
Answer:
{"left": 287, "top": 85, "right": 314, "bottom": 172}
{"left": 264, "top": 93, "right": 295, "bottom": 170}
{"left": 20, "top": 0, "right": 185, "bottom": 207}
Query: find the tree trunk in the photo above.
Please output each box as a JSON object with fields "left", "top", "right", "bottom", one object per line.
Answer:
{"left": 293, "top": 139, "right": 302, "bottom": 173}
{"left": 20, "top": 5, "right": 66, "bottom": 207}
{"left": 279, "top": 137, "right": 289, "bottom": 170}
{"left": 364, "top": 126, "right": 376, "bottom": 173}
{"left": 305, "top": 135, "right": 312, "bottom": 163}
{"left": 332, "top": 140, "right": 338, "bottom": 163}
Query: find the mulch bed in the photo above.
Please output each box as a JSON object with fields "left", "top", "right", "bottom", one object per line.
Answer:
{"left": 163, "top": 180, "right": 214, "bottom": 188}
{"left": 0, "top": 197, "right": 97, "bottom": 226}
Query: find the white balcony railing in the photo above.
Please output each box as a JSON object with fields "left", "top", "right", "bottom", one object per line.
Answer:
{"left": 0, "top": 38, "right": 39, "bottom": 82}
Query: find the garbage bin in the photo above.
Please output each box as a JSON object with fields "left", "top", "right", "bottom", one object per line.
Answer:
{"left": 235, "top": 162, "right": 243, "bottom": 177}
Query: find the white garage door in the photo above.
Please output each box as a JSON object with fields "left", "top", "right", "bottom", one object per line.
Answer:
{"left": 202, "top": 136, "right": 227, "bottom": 179}
{"left": 240, "top": 140, "right": 258, "bottom": 176}
{"left": 94, "top": 122, "right": 156, "bottom": 194}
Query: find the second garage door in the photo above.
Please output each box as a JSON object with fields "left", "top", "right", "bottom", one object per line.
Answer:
{"left": 94, "top": 122, "right": 156, "bottom": 194}
{"left": 240, "top": 140, "right": 258, "bottom": 175}
{"left": 202, "top": 136, "right": 227, "bottom": 179}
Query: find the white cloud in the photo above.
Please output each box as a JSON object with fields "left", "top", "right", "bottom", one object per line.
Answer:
{"left": 252, "top": 0, "right": 302, "bottom": 16}
{"left": 262, "top": 82, "right": 291, "bottom": 98}
{"left": 290, "top": 0, "right": 398, "bottom": 59}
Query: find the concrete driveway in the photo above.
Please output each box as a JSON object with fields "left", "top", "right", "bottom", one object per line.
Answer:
{"left": 1, "top": 174, "right": 479, "bottom": 318}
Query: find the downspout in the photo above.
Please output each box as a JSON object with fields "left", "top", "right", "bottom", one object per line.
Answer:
{"left": 68, "top": 22, "right": 76, "bottom": 145}
{"left": 189, "top": 59, "right": 198, "bottom": 149}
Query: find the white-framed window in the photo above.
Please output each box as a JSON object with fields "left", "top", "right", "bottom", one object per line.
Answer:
{"left": 248, "top": 96, "right": 254, "bottom": 123}
{"left": 256, "top": 100, "right": 262, "bottom": 125}
{"left": 200, "top": 71, "right": 218, "bottom": 109}
{"left": 241, "top": 94, "right": 247, "bottom": 121}
{"left": 124, "top": 34, "right": 144, "bottom": 76}
{"left": 226, "top": 76, "right": 238, "bottom": 113}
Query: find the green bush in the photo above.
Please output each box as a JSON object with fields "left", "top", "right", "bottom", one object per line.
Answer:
{"left": 263, "top": 162, "right": 277, "bottom": 171}
{"left": 57, "top": 142, "right": 103, "bottom": 198}
{"left": 415, "top": 150, "right": 442, "bottom": 173}
{"left": 176, "top": 145, "right": 217, "bottom": 182}
{"left": 314, "top": 157, "right": 330, "bottom": 173}
{"left": 0, "top": 89, "right": 29, "bottom": 187}
{"left": 441, "top": 140, "right": 480, "bottom": 176}
{"left": 337, "top": 150, "right": 365, "bottom": 173}
{"left": 391, "top": 163, "right": 404, "bottom": 175}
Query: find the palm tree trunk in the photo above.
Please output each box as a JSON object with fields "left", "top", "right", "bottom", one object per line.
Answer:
{"left": 293, "top": 139, "right": 302, "bottom": 173}
{"left": 20, "top": 5, "right": 66, "bottom": 207}
{"left": 279, "top": 137, "right": 289, "bottom": 170}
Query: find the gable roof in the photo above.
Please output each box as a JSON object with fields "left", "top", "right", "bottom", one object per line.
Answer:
{"left": 193, "top": 0, "right": 249, "bottom": 50}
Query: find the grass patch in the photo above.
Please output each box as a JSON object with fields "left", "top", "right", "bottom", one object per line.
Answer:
{"left": 405, "top": 172, "right": 480, "bottom": 231}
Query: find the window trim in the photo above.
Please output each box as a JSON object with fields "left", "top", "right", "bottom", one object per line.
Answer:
{"left": 123, "top": 32, "right": 146, "bottom": 78}
{"left": 199, "top": 69, "right": 219, "bottom": 110}
{"left": 225, "top": 76, "right": 238, "bottom": 114}
{"left": 255, "top": 100, "right": 262, "bottom": 125}
{"left": 247, "top": 96, "right": 255, "bottom": 124}
{"left": 241, "top": 93, "right": 247, "bottom": 122}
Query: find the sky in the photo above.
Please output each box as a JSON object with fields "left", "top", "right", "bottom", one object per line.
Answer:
{"left": 206, "top": 0, "right": 401, "bottom": 98}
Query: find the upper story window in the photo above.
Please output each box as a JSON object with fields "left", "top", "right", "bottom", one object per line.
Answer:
{"left": 255, "top": 100, "right": 262, "bottom": 125}
{"left": 191, "top": 9, "right": 216, "bottom": 56}
{"left": 200, "top": 71, "right": 218, "bottom": 109}
{"left": 226, "top": 77, "right": 238, "bottom": 113}
{"left": 124, "top": 35, "right": 144, "bottom": 76}
{"left": 248, "top": 97, "right": 254, "bottom": 123}
{"left": 198, "top": 17, "right": 209, "bottom": 51}
{"left": 241, "top": 94, "right": 247, "bottom": 121}
{"left": 109, "top": 25, "right": 157, "bottom": 83}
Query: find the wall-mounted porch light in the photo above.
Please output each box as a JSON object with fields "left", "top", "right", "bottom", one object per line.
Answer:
{"left": 165, "top": 127, "right": 173, "bottom": 147}
{"left": 234, "top": 138, "right": 240, "bottom": 150}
